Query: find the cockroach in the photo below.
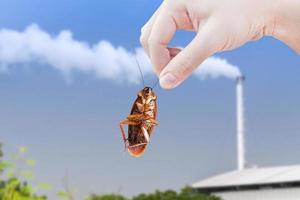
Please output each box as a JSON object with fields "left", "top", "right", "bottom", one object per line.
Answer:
{"left": 119, "top": 57, "right": 158, "bottom": 157}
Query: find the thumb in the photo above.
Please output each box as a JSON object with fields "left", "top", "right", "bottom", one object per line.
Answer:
{"left": 159, "top": 20, "right": 220, "bottom": 89}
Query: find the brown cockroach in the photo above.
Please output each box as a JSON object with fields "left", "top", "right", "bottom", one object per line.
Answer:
{"left": 119, "top": 57, "right": 158, "bottom": 157}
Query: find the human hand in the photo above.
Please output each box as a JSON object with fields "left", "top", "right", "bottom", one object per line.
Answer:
{"left": 140, "top": 0, "right": 300, "bottom": 89}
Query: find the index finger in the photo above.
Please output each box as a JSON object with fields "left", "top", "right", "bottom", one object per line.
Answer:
{"left": 148, "top": 11, "right": 177, "bottom": 75}
{"left": 140, "top": 5, "right": 163, "bottom": 57}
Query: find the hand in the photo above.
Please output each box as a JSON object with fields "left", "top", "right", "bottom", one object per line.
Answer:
{"left": 140, "top": 0, "right": 300, "bottom": 89}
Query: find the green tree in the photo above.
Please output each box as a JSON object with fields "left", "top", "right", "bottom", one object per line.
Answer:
{"left": 133, "top": 190, "right": 178, "bottom": 200}
{"left": 88, "top": 194, "right": 127, "bottom": 200}
{"left": 178, "top": 187, "right": 220, "bottom": 200}
{"left": 89, "top": 187, "right": 220, "bottom": 200}
{"left": 131, "top": 187, "right": 220, "bottom": 200}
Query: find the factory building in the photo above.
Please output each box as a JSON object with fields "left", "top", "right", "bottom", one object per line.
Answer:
{"left": 192, "top": 77, "right": 300, "bottom": 200}
{"left": 192, "top": 165, "right": 300, "bottom": 200}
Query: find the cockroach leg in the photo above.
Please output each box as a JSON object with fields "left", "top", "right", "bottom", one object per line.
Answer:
{"left": 141, "top": 127, "right": 150, "bottom": 142}
{"left": 149, "top": 118, "right": 159, "bottom": 125}
{"left": 119, "top": 120, "right": 139, "bottom": 147}
{"left": 119, "top": 121, "right": 127, "bottom": 144}
{"left": 127, "top": 114, "right": 143, "bottom": 121}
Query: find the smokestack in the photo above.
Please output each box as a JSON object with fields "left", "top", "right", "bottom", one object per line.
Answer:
{"left": 236, "top": 76, "right": 246, "bottom": 170}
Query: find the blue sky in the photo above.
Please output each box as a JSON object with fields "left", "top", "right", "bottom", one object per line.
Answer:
{"left": 1, "top": 0, "right": 300, "bottom": 199}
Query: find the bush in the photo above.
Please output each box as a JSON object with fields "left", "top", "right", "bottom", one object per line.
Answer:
{"left": 89, "top": 187, "right": 221, "bottom": 200}
{"left": 88, "top": 194, "right": 127, "bottom": 200}
{"left": 0, "top": 145, "right": 48, "bottom": 200}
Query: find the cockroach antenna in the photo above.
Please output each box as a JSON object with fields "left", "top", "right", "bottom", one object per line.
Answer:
{"left": 134, "top": 56, "right": 145, "bottom": 87}
{"left": 132, "top": 45, "right": 158, "bottom": 88}
{"left": 152, "top": 78, "right": 159, "bottom": 89}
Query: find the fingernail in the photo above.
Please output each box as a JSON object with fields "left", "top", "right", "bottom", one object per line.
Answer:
{"left": 159, "top": 73, "right": 178, "bottom": 89}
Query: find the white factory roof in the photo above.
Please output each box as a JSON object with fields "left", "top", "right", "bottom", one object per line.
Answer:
{"left": 192, "top": 165, "right": 300, "bottom": 189}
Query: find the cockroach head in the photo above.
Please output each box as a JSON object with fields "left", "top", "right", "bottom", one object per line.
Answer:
{"left": 140, "top": 86, "right": 155, "bottom": 97}
{"left": 143, "top": 86, "right": 152, "bottom": 93}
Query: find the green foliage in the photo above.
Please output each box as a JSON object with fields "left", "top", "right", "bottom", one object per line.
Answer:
{"left": 132, "top": 188, "right": 220, "bottom": 200}
{"left": 88, "top": 187, "right": 220, "bottom": 200}
{"left": 88, "top": 194, "right": 127, "bottom": 200}
{"left": 0, "top": 145, "right": 49, "bottom": 200}
{"left": 0, "top": 178, "right": 47, "bottom": 200}
{"left": 178, "top": 187, "right": 220, "bottom": 200}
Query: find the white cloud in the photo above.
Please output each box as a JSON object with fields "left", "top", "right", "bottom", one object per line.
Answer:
{"left": 0, "top": 24, "right": 241, "bottom": 84}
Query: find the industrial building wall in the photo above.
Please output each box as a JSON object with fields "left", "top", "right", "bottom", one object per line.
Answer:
{"left": 213, "top": 188, "right": 300, "bottom": 200}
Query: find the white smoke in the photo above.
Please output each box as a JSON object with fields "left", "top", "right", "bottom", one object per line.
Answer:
{"left": 0, "top": 24, "right": 241, "bottom": 83}
{"left": 195, "top": 57, "right": 241, "bottom": 80}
